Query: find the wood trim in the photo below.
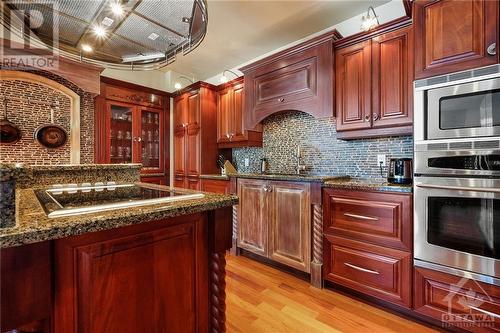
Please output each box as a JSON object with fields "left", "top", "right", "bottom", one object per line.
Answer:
{"left": 1, "top": 39, "right": 103, "bottom": 95}
{"left": 100, "top": 76, "right": 172, "bottom": 97}
{"left": 215, "top": 76, "right": 244, "bottom": 91}
{"left": 240, "top": 30, "right": 338, "bottom": 73}
{"left": 336, "top": 125, "right": 413, "bottom": 140}
{"left": 172, "top": 81, "right": 218, "bottom": 97}
{"left": 310, "top": 204, "right": 324, "bottom": 288}
{"left": 1, "top": 70, "right": 81, "bottom": 164}
{"left": 402, "top": 0, "right": 413, "bottom": 17}
{"left": 334, "top": 17, "right": 413, "bottom": 49}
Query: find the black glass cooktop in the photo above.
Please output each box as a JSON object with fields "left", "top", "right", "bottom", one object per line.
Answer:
{"left": 35, "top": 183, "right": 204, "bottom": 218}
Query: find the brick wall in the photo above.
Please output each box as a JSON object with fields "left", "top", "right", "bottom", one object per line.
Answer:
{"left": 232, "top": 111, "right": 413, "bottom": 180}
{"left": 0, "top": 69, "right": 94, "bottom": 164}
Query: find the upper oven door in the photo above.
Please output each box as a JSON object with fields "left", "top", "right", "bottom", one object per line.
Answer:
{"left": 414, "top": 177, "right": 500, "bottom": 281}
{"left": 427, "top": 77, "right": 500, "bottom": 140}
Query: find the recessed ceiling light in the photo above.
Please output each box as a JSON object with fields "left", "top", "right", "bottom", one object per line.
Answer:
{"left": 81, "top": 44, "right": 93, "bottom": 52}
{"left": 110, "top": 2, "right": 124, "bottom": 16}
{"left": 102, "top": 17, "right": 114, "bottom": 27}
{"left": 148, "top": 32, "right": 159, "bottom": 41}
{"left": 92, "top": 25, "right": 106, "bottom": 38}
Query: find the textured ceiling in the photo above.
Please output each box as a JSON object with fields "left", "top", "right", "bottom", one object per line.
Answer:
{"left": 164, "top": 0, "right": 392, "bottom": 80}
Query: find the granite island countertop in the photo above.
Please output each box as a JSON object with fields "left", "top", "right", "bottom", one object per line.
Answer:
{"left": 1, "top": 184, "right": 237, "bottom": 248}
{"left": 323, "top": 178, "right": 412, "bottom": 193}
{"left": 227, "top": 172, "right": 349, "bottom": 183}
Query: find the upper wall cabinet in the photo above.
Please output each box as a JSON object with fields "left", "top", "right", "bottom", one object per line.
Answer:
{"left": 414, "top": 0, "right": 499, "bottom": 79}
{"left": 240, "top": 33, "right": 335, "bottom": 129}
{"left": 216, "top": 78, "right": 263, "bottom": 148}
{"left": 335, "top": 25, "right": 414, "bottom": 139}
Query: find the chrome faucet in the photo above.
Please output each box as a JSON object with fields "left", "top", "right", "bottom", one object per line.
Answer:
{"left": 296, "top": 145, "right": 306, "bottom": 175}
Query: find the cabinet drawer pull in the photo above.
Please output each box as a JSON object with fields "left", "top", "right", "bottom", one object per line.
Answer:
{"left": 364, "top": 115, "right": 371, "bottom": 122}
{"left": 278, "top": 97, "right": 285, "bottom": 103}
{"left": 487, "top": 43, "right": 497, "bottom": 56}
{"left": 344, "top": 263, "right": 379, "bottom": 275}
{"left": 469, "top": 306, "right": 500, "bottom": 319}
{"left": 344, "top": 212, "right": 379, "bottom": 221}
{"left": 372, "top": 113, "right": 379, "bottom": 121}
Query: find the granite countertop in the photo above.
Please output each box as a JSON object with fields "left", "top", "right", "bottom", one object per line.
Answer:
{"left": 0, "top": 184, "right": 238, "bottom": 248}
{"left": 200, "top": 174, "right": 230, "bottom": 180}
{"left": 323, "top": 178, "right": 413, "bottom": 193}
{"left": 228, "top": 172, "right": 349, "bottom": 183}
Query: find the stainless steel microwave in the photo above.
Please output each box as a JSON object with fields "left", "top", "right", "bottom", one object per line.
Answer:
{"left": 414, "top": 65, "right": 500, "bottom": 142}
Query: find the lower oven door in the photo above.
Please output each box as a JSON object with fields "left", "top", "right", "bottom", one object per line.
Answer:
{"left": 414, "top": 177, "right": 500, "bottom": 282}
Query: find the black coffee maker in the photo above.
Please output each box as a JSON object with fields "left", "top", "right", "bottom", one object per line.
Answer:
{"left": 388, "top": 158, "right": 413, "bottom": 184}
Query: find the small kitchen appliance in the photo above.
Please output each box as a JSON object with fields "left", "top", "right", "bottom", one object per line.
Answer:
{"left": 387, "top": 158, "right": 412, "bottom": 184}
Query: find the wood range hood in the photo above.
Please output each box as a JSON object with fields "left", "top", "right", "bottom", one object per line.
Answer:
{"left": 239, "top": 30, "right": 341, "bottom": 129}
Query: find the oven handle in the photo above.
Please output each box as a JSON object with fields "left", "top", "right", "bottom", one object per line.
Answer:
{"left": 415, "top": 183, "right": 500, "bottom": 193}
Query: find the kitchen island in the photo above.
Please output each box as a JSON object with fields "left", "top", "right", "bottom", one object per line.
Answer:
{"left": 0, "top": 164, "right": 237, "bottom": 333}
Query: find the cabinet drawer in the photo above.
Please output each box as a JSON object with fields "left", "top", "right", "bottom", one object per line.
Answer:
{"left": 415, "top": 267, "right": 500, "bottom": 332}
{"left": 323, "top": 189, "right": 412, "bottom": 251}
{"left": 324, "top": 235, "right": 411, "bottom": 308}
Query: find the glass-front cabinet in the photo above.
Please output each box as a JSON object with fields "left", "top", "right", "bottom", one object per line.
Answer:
{"left": 105, "top": 101, "right": 164, "bottom": 174}
{"left": 95, "top": 78, "right": 169, "bottom": 184}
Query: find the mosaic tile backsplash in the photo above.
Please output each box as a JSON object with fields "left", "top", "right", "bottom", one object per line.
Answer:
{"left": 232, "top": 111, "right": 413, "bottom": 180}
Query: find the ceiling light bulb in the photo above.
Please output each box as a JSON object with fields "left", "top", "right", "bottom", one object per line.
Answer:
{"left": 93, "top": 25, "right": 107, "bottom": 38}
{"left": 174, "top": 82, "right": 182, "bottom": 90}
{"left": 110, "top": 2, "right": 124, "bottom": 16}
{"left": 81, "top": 44, "right": 93, "bottom": 52}
{"left": 219, "top": 75, "right": 228, "bottom": 83}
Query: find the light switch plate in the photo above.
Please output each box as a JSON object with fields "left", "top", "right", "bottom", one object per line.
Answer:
{"left": 244, "top": 158, "right": 249, "bottom": 167}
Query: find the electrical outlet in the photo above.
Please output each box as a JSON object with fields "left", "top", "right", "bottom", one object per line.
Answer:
{"left": 377, "top": 154, "right": 386, "bottom": 167}
{"left": 244, "top": 158, "right": 250, "bottom": 167}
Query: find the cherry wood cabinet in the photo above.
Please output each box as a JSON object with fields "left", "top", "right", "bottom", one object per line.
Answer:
{"left": 1, "top": 242, "right": 52, "bottom": 333}
{"left": 324, "top": 235, "right": 412, "bottom": 308}
{"left": 216, "top": 78, "right": 262, "bottom": 148}
{"left": 335, "top": 25, "right": 413, "bottom": 139}
{"left": 414, "top": 0, "right": 499, "bottom": 79}
{"left": 173, "top": 83, "right": 219, "bottom": 189}
{"left": 201, "top": 178, "right": 231, "bottom": 194}
{"left": 95, "top": 77, "right": 170, "bottom": 182}
{"left": 322, "top": 188, "right": 413, "bottom": 308}
{"left": 414, "top": 267, "right": 500, "bottom": 332}
{"left": 237, "top": 178, "right": 311, "bottom": 272}
{"left": 240, "top": 33, "right": 335, "bottom": 129}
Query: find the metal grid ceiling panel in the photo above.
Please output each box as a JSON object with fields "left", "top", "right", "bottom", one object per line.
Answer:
{"left": 99, "top": 33, "right": 155, "bottom": 60}
{"left": 56, "top": 0, "right": 103, "bottom": 23}
{"left": 134, "top": 0, "right": 194, "bottom": 37}
{"left": 115, "top": 13, "right": 185, "bottom": 54}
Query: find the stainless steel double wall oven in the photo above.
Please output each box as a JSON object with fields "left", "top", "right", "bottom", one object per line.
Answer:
{"left": 413, "top": 64, "right": 500, "bottom": 286}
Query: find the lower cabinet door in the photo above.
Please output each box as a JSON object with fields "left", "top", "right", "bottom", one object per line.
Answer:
{"left": 324, "top": 235, "right": 412, "bottom": 308}
{"left": 237, "top": 178, "right": 268, "bottom": 257}
{"left": 268, "top": 181, "right": 311, "bottom": 272}
{"left": 414, "top": 267, "right": 500, "bottom": 333}
{"left": 54, "top": 217, "right": 206, "bottom": 333}
{"left": 201, "top": 179, "right": 230, "bottom": 194}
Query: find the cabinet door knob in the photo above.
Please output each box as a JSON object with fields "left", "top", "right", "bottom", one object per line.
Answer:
{"left": 182, "top": 123, "right": 187, "bottom": 128}
{"left": 278, "top": 97, "right": 285, "bottom": 103}
{"left": 487, "top": 43, "right": 497, "bottom": 56}
{"left": 373, "top": 113, "right": 379, "bottom": 121}
{"left": 226, "top": 134, "right": 230, "bottom": 139}
{"left": 364, "top": 115, "right": 371, "bottom": 122}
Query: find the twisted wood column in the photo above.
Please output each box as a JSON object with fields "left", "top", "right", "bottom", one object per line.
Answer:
{"left": 210, "top": 252, "right": 227, "bottom": 333}
{"left": 310, "top": 204, "right": 323, "bottom": 288}
{"left": 312, "top": 204, "right": 323, "bottom": 264}
{"left": 230, "top": 205, "right": 238, "bottom": 255}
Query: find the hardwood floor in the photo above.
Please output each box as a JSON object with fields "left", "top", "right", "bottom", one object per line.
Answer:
{"left": 226, "top": 254, "right": 439, "bottom": 333}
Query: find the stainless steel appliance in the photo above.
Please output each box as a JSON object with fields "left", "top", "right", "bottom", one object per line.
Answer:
{"left": 388, "top": 158, "right": 413, "bottom": 184}
{"left": 414, "top": 64, "right": 500, "bottom": 142}
{"left": 414, "top": 65, "right": 500, "bottom": 286}
{"left": 35, "top": 182, "right": 204, "bottom": 218}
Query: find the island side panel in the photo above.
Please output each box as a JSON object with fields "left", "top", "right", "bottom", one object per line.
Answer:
{"left": 54, "top": 213, "right": 209, "bottom": 333}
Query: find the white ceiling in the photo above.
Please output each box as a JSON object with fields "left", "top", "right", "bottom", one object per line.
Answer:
{"left": 164, "top": 0, "right": 393, "bottom": 81}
